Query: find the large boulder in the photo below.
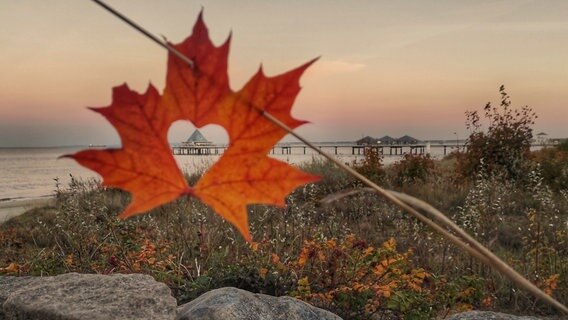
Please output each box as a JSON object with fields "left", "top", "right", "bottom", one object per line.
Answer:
{"left": 176, "top": 287, "right": 342, "bottom": 320}
{"left": 1, "top": 273, "right": 177, "bottom": 320}
{"left": 0, "top": 276, "right": 37, "bottom": 319}
{"left": 447, "top": 311, "right": 545, "bottom": 320}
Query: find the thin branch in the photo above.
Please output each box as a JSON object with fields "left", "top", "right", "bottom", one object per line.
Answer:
{"left": 90, "top": 0, "right": 193, "bottom": 68}
{"left": 87, "top": 0, "right": 568, "bottom": 313}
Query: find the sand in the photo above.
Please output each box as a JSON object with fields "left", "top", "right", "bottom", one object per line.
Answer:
{"left": 0, "top": 197, "right": 54, "bottom": 224}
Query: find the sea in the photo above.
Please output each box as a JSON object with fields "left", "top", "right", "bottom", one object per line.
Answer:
{"left": 0, "top": 144, "right": 456, "bottom": 202}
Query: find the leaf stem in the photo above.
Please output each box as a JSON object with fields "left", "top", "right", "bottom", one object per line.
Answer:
{"left": 87, "top": 0, "right": 567, "bottom": 313}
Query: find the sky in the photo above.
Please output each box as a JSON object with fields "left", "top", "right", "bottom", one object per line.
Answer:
{"left": 1, "top": 0, "right": 567, "bottom": 147}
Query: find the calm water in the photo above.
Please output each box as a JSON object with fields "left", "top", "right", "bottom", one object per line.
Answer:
{"left": 0, "top": 147, "right": 93, "bottom": 200}
{"left": 0, "top": 145, "right": 452, "bottom": 201}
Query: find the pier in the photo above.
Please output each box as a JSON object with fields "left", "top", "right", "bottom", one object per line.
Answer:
{"left": 172, "top": 143, "right": 455, "bottom": 156}
{"left": 173, "top": 130, "right": 476, "bottom": 157}
{"left": 171, "top": 141, "right": 559, "bottom": 158}
{"left": 172, "top": 145, "right": 225, "bottom": 155}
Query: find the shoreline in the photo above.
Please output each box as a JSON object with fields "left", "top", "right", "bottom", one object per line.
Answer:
{"left": 0, "top": 196, "right": 55, "bottom": 225}
{"left": 0, "top": 194, "right": 53, "bottom": 202}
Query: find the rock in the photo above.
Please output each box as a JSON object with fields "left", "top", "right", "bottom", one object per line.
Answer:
{"left": 447, "top": 311, "right": 546, "bottom": 320}
{"left": 0, "top": 276, "right": 37, "bottom": 320}
{"left": 0, "top": 277, "right": 35, "bottom": 305}
{"left": 1, "top": 273, "right": 177, "bottom": 320}
{"left": 176, "top": 287, "right": 342, "bottom": 320}
{"left": 1, "top": 275, "right": 341, "bottom": 320}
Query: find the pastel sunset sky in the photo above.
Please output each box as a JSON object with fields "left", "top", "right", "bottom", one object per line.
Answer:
{"left": 1, "top": 0, "right": 567, "bottom": 147}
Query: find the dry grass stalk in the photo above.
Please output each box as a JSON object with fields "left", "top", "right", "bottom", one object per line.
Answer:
{"left": 88, "top": 0, "right": 568, "bottom": 313}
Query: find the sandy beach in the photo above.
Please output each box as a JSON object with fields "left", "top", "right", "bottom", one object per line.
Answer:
{"left": 0, "top": 197, "right": 54, "bottom": 225}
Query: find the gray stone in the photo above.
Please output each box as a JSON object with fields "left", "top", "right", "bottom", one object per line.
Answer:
{"left": 447, "top": 311, "right": 546, "bottom": 320}
{"left": 0, "top": 276, "right": 37, "bottom": 320}
{"left": 0, "top": 277, "right": 35, "bottom": 305}
{"left": 1, "top": 273, "right": 177, "bottom": 320}
{"left": 176, "top": 287, "right": 342, "bottom": 320}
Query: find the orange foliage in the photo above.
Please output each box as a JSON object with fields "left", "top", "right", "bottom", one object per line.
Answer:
{"left": 0, "top": 262, "right": 19, "bottom": 274}
{"left": 261, "top": 235, "right": 432, "bottom": 318}
{"left": 542, "top": 274, "right": 560, "bottom": 296}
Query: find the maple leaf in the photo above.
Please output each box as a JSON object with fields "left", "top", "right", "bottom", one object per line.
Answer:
{"left": 68, "top": 12, "right": 319, "bottom": 241}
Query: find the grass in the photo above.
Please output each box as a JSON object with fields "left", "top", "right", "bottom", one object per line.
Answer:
{"left": 0, "top": 152, "right": 567, "bottom": 319}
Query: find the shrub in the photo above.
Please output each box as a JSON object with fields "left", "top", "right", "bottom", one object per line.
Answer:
{"left": 353, "top": 147, "right": 385, "bottom": 184}
{"left": 276, "top": 235, "right": 497, "bottom": 319}
{"left": 532, "top": 142, "right": 568, "bottom": 191}
{"left": 453, "top": 169, "right": 506, "bottom": 244}
{"left": 283, "top": 235, "right": 435, "bottom": 319}
{"left": 520, "top": 167, "right": 568, "bottom": 305}
{"left": 457, "top": 85, "right": 537, "bottom": 181}
{"left": 390, "top": 153, "right": 435, "bottom": 186}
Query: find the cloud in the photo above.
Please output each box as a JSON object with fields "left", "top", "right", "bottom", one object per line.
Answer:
{"left": 308, "top": 59, "right": 366, "bottom": 77}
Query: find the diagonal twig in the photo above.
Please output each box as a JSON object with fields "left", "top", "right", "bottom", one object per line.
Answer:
{"left": 87, "top": 0, "right": 568, "bottom": 313}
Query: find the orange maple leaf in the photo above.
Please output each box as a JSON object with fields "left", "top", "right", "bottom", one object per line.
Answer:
{"left": 68, "top": 12, "right": 319, "bottom": 241}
